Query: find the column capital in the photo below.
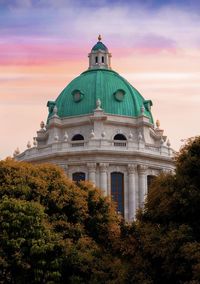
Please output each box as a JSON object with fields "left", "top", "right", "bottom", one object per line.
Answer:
{"left": 128, "top": 164, "right": 137, "bottom": 174}
{"left": 138, "top": 164, "right": 148, "bottom": 174}
{"left": 99, "top": 163, "right": 109, "bottom": 173}
{"left": 87, "top": 162, "right": 96, "bottom": 172}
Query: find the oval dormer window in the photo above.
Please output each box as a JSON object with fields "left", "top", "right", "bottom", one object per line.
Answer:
{"left": 113, "top": 89, "right": 126, "bottom": 102}
{"left": 71, "top": 90, "right": 84, "bottom": 102}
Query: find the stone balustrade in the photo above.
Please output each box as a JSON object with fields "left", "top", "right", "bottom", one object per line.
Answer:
{"left": 16, "top": 138, "right": 173, "bottom": 160}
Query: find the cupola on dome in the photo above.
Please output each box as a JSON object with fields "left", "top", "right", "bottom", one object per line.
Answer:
{"left": 47, "top": 36, "right": 154, "bottom": 124}
{"left": 92, "top": 34, "right": 108, "bottom": 51}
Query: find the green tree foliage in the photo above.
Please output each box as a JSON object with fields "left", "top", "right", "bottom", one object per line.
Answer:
{"left": 136, "top": 136, "right": 200, "bottom": 284}
{"left": 0, "top": 159, "right": 125, "bottom": 284}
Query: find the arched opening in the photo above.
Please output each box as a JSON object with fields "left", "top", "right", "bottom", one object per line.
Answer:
{"left": 113, "top": 134, "right": 127, "bottom": 147}
{"left": 95, "top": 56, "right": 98, "bottom": 63}
{"left": 114, "top": 134, "right": 127, "bottom": 140}
{"left": 102, "top": 56, "right": 104, "bottom": 63}
{"left": 71, "top": 134, "right": 84, "bottom": 147}
{"left": 111, "top": 172, "right": 124, "bottom": 216}
{"left": 72, "top": 172, "right": 86, "bottom": 184}
{"left": 147, "top": 175, "right": 156, "bottom": 193}
{"left": 72, "top": 134, "right": 84, "bottom": 141}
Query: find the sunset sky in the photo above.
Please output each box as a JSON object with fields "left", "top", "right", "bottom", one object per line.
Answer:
{"left": 1, "top": 0, "right": 200, "bottom": 159}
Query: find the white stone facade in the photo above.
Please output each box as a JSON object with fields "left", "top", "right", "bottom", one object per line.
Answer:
{"left": 16, "top": 106, "right": 174, "bottom": 221}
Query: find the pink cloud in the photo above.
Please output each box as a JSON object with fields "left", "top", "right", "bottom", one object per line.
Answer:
{"left": 0, "top": 42, "right": 89, "bottom": 65}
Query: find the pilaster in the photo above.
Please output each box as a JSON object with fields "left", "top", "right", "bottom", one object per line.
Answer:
{"left": 87, "top": 163, "right": 96, "bottom": 185}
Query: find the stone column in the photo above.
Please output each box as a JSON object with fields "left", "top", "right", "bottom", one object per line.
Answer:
{"left": 138, "top": 165, "right": 148, "bottom": 207}
{"left": 87, "top": 163, "right": 96, "bottom": 185}
{"left": 128, "top": 164, "right": 137, "bottom": 221}
{"left": 99, "top": 163, "right": 109, "bottom": 196}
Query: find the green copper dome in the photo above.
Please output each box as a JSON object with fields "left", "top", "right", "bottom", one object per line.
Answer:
{"left": 47, "top": 69, "right": 154, "bottom": 123}
{"left": 92, "top": 41, "right": 108, "bottom": 51}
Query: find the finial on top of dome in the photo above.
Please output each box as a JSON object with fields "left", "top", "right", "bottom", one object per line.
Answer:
{"left": 156, "top": 119, "right": 160, "bottom": 129}
{"left": 98, "top": 34, "right": 102, "bottom": 41}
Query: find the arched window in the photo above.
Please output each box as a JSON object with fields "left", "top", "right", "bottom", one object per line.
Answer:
{"left": 102, "top": 56, "right": 104, "bottom": 63}
{"left": 114, "top": 134, "right": 127, "bottom": 140}
{"left": 113, "top": 134, "right": 127, "bottom": 147}
{"left": 95, "top": 56, "right": 98, "bottom": 63}
{"left": 72, "top": 172, "right": 86, "bottom": 183}
{"left": 147, "top": 175, "right": 156, "bottom": 193}
{"left": 71, "top": 134, "right": 84, "bottom": 147}
{"left": 111, "top": 172, "right": 124, "bottom": 216}
{"left": 72, "top": 134, "right": 84, "bottom": 141}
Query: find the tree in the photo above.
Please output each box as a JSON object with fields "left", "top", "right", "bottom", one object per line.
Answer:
{"left": 135, "top": 136, "right": 200, "bottom": 284}
{"left": 0, "top": 197, "right": 63, "bottom": 283}
{"left": 0, "top": 158, "right": 125, "bottom": 283}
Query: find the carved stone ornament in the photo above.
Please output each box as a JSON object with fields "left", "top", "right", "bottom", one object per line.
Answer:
{"left": 63, "top": 131, "right": 68, "bottom": 141}
{"left": 96, "top": 98, "right": 102, "bottom": 110}
{"left": 99, "top": 163, "right": 109, "bottom": 173}
{"left": 54, "top": 134, "right": 59, "bottom": 142}
{"left": 141, "top": 106, "right": 145, "bottom": 115}
{"left": 138, "top": 164, "right": 148, "bottom": 174}
{"left": 160, "top": 137, "right": 165, "bottom": 145}
{"left": 101, "top": 131, "right": 106, "bottom": 138}
{"left": 40, "top": 121, "right": 45, "bottom": 130}
{"left": 87, "top": 163, "right": 96, "bottom": 172}
{"left": 128, "top": 164, "right": 137, "bottom": 174}
{"left": 89, "top": 129, "right": 95, "bottom": 139}
{"left": 14, "top": 147, "right": 20, "bottom": 157}
{"left": 128, "top": 132, "right": 133, "bottom": 140}
{"left": 27, "top": 141, "right": 31, "bottom": 149}
{"left": 52, "top": 105, "right": 59, "bottom": 117}
{"left": 138, "top": 132, "right": 143, "bottom": 141}
{"left": 33, "top": 137, "right": 37, "bottom": 146}
{"left": 167, "top": 139, "right": 171, "bottom": 147}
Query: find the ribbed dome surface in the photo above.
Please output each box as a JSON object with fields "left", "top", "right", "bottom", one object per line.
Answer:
{"left": 92, "top": 41, "right": 108, "bottom": 51}
{"left": 47, "top": 69, "right": 153, "bottom": 123}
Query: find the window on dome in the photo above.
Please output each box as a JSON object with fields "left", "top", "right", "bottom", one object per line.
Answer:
{"left": 72, "top": 134, "right": 84, "bottom": 141}
{"left": 72, "top": 172, "right": 86, "bottom": 184}
{"left": 111, "top": 172, "right": 124, "bottom": 216}
{"left": 113, "top": 89, "right": 126, "bottom": 102}
{"left": 114, "top": 134, "right": 127, "bottom": 140}
{"left": 71, "top": 134, "right": 84, "bottom": 147}
{"left": 113, "top": 134, "right": 127, "bottom": 147}
{"left": 95, "top": 56, "right": 98, "bottom": 63}
{"left": 102, "top": 56, "right": 104, "bottom": 63}
{"left": 71, "top": 90, "right": 84, "bottom": 103}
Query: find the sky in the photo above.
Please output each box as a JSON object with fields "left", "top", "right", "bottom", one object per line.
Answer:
{"left": 1, "top": 0, "right": 200, "bottom": 159}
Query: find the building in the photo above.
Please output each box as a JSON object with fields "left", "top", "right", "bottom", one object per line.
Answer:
{"left": 16, "top": 36, "right": 174, "bottom": 220}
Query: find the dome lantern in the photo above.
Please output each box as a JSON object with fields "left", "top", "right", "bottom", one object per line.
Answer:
{"left": 88, "top": 35, "right": 112, "bottom": 70}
